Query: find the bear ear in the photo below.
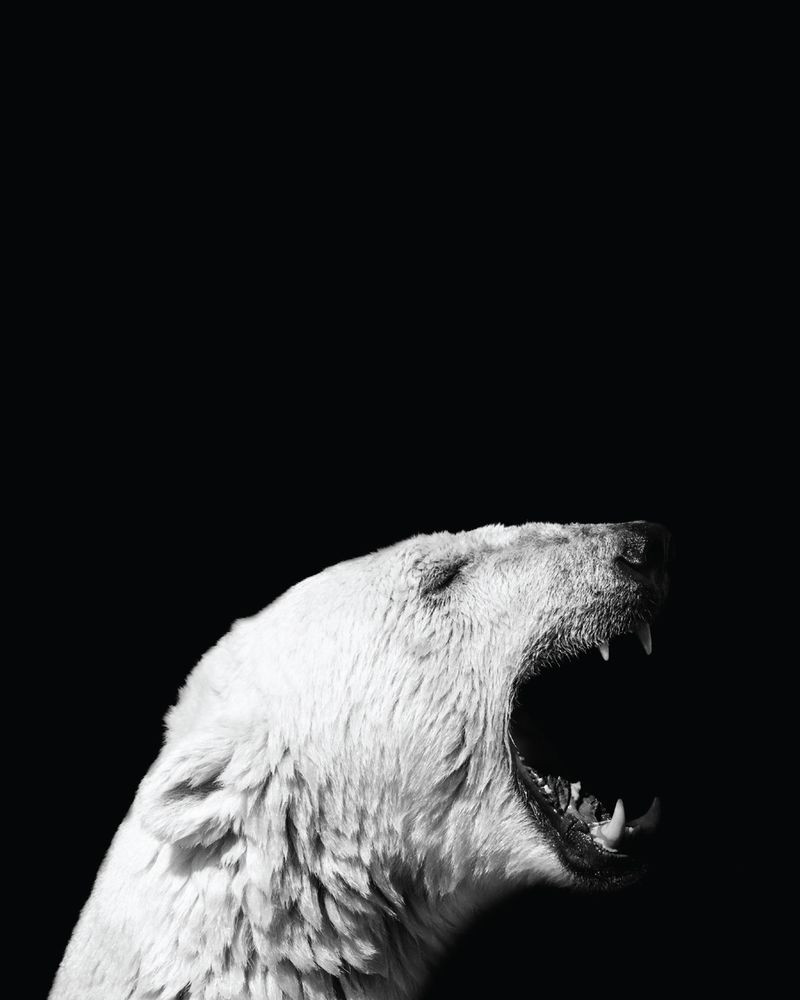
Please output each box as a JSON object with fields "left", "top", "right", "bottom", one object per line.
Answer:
{"left": 138, "top": 728, "right": 245, "bottom": 849}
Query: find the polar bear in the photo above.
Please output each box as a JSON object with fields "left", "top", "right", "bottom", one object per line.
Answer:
{"left": 51, "top": 521, "right": 671, "bottom": 1000}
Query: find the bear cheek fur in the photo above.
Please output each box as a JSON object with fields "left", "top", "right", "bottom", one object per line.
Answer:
{"left": 338, "top": 544, "right": 573, "bottom": 893}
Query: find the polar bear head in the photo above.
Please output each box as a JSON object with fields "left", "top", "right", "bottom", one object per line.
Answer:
{"left": 138, "top": 521, "right": 671, "bottom": 999}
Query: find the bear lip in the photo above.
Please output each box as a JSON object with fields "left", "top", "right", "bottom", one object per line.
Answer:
{"left": 507, "top": 618, "right": 664, "bottom": 885}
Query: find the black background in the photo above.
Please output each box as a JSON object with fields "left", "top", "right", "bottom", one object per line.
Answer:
{"left": 29, "top": 44, "right": 764, "bottom": 996}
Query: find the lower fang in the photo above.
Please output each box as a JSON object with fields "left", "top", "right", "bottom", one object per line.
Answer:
{"left": 591, "top": 798, "right": 626, "bottom": 850}
{"left": 629, "top": 796, "right": 661, "bottom": 833}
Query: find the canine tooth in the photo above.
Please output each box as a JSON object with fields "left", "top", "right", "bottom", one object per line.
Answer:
{"left": 597, "top": 641, "right": 610, "bottom": 662}
{"left": 629, "top": 796, "right": 661, "bottom": 833}
{"left": 605, "top": 798, "right": 626, "bottom": 844}
{"left": 636, "top": 623, "right": 652, "bottom": 655}
{"left": 593, "top": 798, "right": 626, "bottom": 850}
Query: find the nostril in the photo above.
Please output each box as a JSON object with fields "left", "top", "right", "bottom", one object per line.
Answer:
{"left": 615, "top": 555, "right": 645, "bottom": 578}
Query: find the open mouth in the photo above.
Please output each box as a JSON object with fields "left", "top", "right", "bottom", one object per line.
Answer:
{"left": 508, "top": 614, "right": 669, "bottom": 886}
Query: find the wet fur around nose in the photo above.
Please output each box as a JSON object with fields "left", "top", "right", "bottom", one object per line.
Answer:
{"left": 51, "top": 522, "right": 659, "bottom": 1000}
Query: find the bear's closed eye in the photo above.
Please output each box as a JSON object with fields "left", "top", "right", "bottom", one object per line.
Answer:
{"left": 422, "top": 558, "right": 469, "bottom": 596}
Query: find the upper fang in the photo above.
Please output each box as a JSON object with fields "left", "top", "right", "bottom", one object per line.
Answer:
{"left": 597, "top": 640, "right": 610, "bottom": 661}
{"left": 636, "top": 623, "right": 653, "bottom": 655}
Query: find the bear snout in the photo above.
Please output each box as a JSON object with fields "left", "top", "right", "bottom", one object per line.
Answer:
{"left": 613, "top": 521, "right": 672, "bottom": 590}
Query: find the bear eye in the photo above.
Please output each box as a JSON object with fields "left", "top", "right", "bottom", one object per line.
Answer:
{"left": 422, "top": 558, "right": 469, "bottom": 597}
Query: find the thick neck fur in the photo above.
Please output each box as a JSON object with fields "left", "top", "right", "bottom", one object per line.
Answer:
{"left": 128, "top": 665, "right": 517, "bottom": 999}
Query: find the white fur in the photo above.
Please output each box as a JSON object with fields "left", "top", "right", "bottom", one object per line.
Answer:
{"left": 52, "top": 523, "right": 630, "bottom": 1000}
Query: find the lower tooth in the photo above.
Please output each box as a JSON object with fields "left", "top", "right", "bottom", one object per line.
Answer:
{"left": 629, "top": 796, "right": 661, "bottom": 833}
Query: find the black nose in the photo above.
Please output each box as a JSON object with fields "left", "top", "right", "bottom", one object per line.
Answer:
{"left": 616, "top": 522, "right": 672, "bottom": 579}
